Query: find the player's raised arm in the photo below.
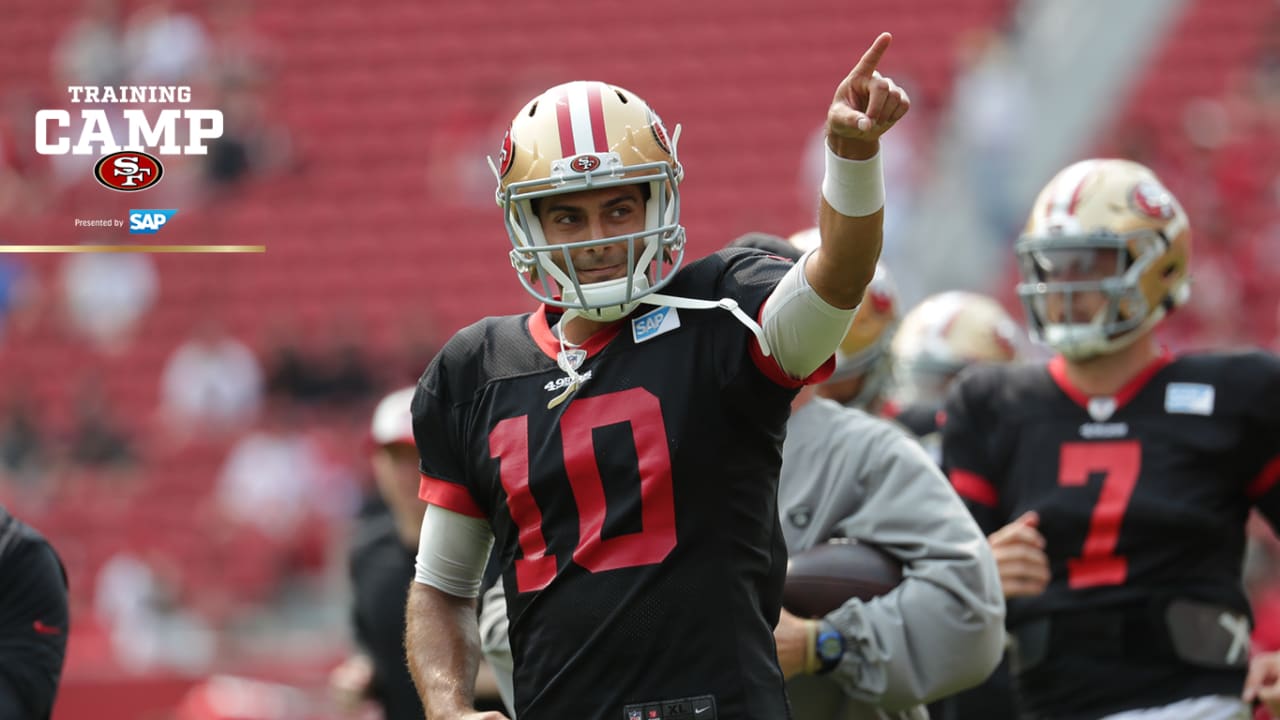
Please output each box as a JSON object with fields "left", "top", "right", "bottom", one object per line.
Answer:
{"left": 756, "top": 32, "right": 909, "bottom": 381}
{"left": 807, "top": 32, "right": 909, "bottom": 310}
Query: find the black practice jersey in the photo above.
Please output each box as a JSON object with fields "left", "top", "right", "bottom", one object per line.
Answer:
{"left": 892, "top": 400, "right": 941, "bottom": 440}
{"left": 347, "top": 496, "right": 425, "bottom": 720}
{"left": 413, "top": 249, "right": 830, "bottom": 720}
{"left": 942, "top": 350, "right": 1280, "bottom": 718}
{"left": 0, "top": 508, "right": 69, "bottom": 720}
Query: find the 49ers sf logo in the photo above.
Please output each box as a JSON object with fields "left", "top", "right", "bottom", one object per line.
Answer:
{"left": 1130, "top": 180, "right": 1174, "bottom": 220}
{"left": 569, "top": 155, "right": 600, "bottom": 173}
{"left": 94, "top": 151, "right": 164, "bottom": 192}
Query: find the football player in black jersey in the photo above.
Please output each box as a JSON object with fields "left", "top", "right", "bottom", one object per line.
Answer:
{"left": 0, "top": 508, "right": 69, "bottom": 720}
{"left": 941, "top": 158, "right": 1280, "bottom": 720}
{"left": 404, "top": 34, "right": 911, "bottom": 720}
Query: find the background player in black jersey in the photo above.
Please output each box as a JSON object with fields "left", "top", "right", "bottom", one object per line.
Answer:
{"left": 941, "top": 158, "right": 1280, "bottom": 720}
{"left": 890, "top": 290, "right": 1022, "bottom": 461}
{"left": 404, "top": 33, "right": 909, "bottom": 720}
{"left": 331, "top": 387, "right": 505, "bottom": 719}
{"left": 0, "top": 507, "right": 69, "bottom": 720}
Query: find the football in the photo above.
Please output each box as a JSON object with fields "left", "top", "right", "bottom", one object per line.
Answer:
{"left": 783, "top": 538, "right": 905, "bottom": 618}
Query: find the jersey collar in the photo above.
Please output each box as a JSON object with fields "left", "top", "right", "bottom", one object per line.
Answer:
{"left": 1048, "top": 348, "right": 1174, "bottom": 411}
{"left": 528, "top": 305, "right": 625, "bottom": 362}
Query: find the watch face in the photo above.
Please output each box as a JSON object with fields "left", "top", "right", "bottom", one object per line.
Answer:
{"left": 818, "top": 634, "right": 843, "bottom": 659}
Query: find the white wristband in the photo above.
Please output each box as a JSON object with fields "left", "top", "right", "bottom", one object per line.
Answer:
{"left": 821, "top": 144, "right": 885, "bottom": 217}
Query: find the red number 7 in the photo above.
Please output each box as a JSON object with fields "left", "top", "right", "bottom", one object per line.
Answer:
{"left": 1058, "top": 440, "right": 1141, "bottom": 589}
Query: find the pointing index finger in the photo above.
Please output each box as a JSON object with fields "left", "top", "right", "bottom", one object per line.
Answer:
{"left": 851, "top": 32, "right": 893, "bottom": 79}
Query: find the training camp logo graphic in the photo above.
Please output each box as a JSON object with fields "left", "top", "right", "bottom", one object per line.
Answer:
{"left": 35, "top": 85, "right": 224, "bottom": 193}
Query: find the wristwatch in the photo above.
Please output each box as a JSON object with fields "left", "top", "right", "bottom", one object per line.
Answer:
{"left": 813, "top": 620, "right": 845, "bottom": 674}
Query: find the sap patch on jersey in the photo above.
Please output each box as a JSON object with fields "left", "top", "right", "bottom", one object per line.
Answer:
{"left": 632, "top": 305, "right": 681, "bottom": 344}
{"left": 1164, "top": 382, "right": 1215, "bottom": 416}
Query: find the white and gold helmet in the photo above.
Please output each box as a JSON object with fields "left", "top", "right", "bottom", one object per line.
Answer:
{"left": 492, "top": 81, "right": 684, "bottom": 321}
{"left": 1016, "top": 159, "right": 1191, "bottom": 360}
{"left": 892, "top": 291, "right": 1021, "bottom": 405}
{"left": 788, "top": 228, "right": 900, "bottom": 409}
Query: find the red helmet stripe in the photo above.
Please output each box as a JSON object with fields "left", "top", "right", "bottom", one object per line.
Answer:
{"left": 1045, "top": 160, "right": 1098, "bottom": 222}
{"left": 554, "top": 87, "right": 575, "bottom": 159}
{"left": 1066, "top": 170, "right": 1090, "bottom": 215}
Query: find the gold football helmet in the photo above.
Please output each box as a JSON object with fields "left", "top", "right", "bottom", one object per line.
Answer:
{"left": 892, "top": 291, "right": 1022, "bottom": 405}
{"left": 1016, "top": 159, "right": 1191, "bottom": 359}
{"left": 492, "top": 81, "right": 684, "bottom": 321}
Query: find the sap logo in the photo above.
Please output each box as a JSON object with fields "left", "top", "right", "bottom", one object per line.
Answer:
{"left": 129, "top": 209, "right": 178, "bottom": 233}
{"left": 1165, "top": 382, "right": 1215, "bottom": 416}
{"left": 631, "top": 306, "right": 681, "bottom": 344}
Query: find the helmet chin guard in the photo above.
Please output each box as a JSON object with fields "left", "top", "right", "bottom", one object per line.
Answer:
{"left": 557, "top": 272, "right": 652, "bottom": 322}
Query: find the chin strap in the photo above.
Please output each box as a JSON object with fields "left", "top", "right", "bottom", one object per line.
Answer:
{"left": 547, "top": 295, "right": 773, "bottom": 410}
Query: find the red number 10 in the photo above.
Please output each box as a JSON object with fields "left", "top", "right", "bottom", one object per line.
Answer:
{"left": 1058, "top": 440, "right": 1141, "bottom": 589}
{"left": 489, "top": 388, "right": 676, "bottom": 593}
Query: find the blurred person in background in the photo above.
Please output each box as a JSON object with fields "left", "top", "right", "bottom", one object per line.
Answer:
{"left": 92, "top": 547, "right": 215, "bottom": 674}
{"left": 68, "top": 374, "right": 137, "bottom": 472}
{"left": 215, "top": 399, "right": 347, "bottom": 552}
{"left": 731, "top": 232, "right": 1006, "bottom": 720}
{"left": 884, "top": 290, "right": 1024, "bottom": 720}
{"left": 0, "top": 507, "right": 68, "bottom": 720}
{"left": 52, "top": 0, "right": 127, "bottom": 89}
{"left": 0, "top": 257, "right": 42, "bottom": 344}
{"left": 0, "top": 391, "right": 46, "bottom": 488}
{"left": 784, "top": 227, "right": 901, "bottom": 416}
{"left": 202, "top": 73, "right": 294, "bottom": 200}
{"left": 123, "top": 0, "right": 209, "bottom": 84}
{"left": 406, "top": 34, "right": 909, "bottom": 720}
{"left": 331, "top": 387, "right": 503, "bottom": 719}
{"left": 949, "top": 28, "right": 1030, "bottom": 244}
{"left": 160, "top": 318, "right": 263, "bottom": 440}
{"left": 890, "top": 290, "right": 1023, "bottom": 460}
{"left": 942, "top": 158, "right": 1280, "bottom": 719}
{"left": 60, "top": 235, "right": 158, "bottom": 355}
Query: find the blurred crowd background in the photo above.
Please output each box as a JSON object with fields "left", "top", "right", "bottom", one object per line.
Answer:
{"left": 0, "top": 0, "right": 1277, "bottom": 718}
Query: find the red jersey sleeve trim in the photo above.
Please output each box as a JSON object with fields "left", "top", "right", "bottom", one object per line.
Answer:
{"left": 419, "top": 474, "right": 484, "bottom": 518}
{"left": 1247, "top": 455, "right": 1280, "bottom": 501}
{"left": 950, "top": 468, "right": 999, "bottom": 508}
